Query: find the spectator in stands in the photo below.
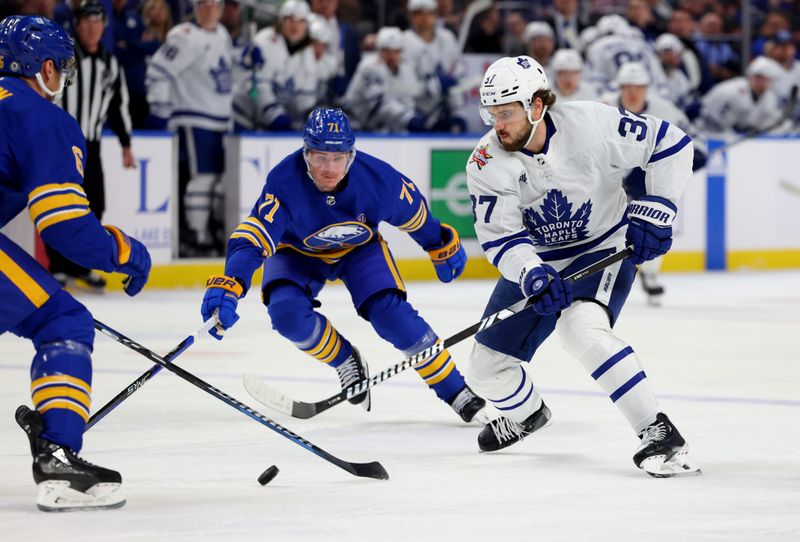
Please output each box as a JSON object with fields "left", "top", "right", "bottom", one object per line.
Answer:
{"left": 112, "top": 0, "right": 161, "bottom": 128}
{"left": 502, "top": 10, "right": 527, "bottom": 56}
{"left": 54, "top": 0, "right": 80, "bottom": 35}
{"left": 549, "top": 48, "right": 598, "bottom": 102}
{"left": 311, "top": 0, "right": 361, "bottom": 97}
{"left": 542, "top": 0, "right": 583, "bottom": 51}
{"left": 698, "top": 56, "right": 786, "bottom": 136}
{"left": 523, "top": 21, "right": 555, "bottom": 71}
{"left": 142, "top": 0, "right": 173, "bottom": 44}
{"left": 464, "top": 3, "right": 502, "bottom": 53}
{"left": 764, "top": 30, "right": 800, "bottom": 126}
{"left": 655, "top": 33, "right": 693, "bottom": 107}
{"left": 752, "top": 10, "right": 793, "bottom": 57}
{"left": 695, "top": 11, "right": 739, "bottom": 84}
{"left": 667, "top": 6, "right": 709, "bottom": 92}
{"left": 625, "top": 0, "right": 663, "bottom": 42}
{"left": 343, "top": 26, "right": 423, "bottom": 133}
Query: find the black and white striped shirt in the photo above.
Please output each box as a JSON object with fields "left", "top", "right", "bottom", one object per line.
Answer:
{"left": 61, "top": 43, "right": 132, "bottom": 146}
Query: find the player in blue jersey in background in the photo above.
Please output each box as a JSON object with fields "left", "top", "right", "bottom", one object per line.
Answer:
{"left": 201, "top": 107, "right": 488, "bottom": 423}
{"left": 0, "top": 15, "right": 151, "bottom": 511}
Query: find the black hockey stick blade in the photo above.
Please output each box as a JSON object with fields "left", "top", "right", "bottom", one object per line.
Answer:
{"left": 94, "top": 319, "right": 389, "bottom": 480}
{"left": 244, "top": 247, "right": 633, "bottom": 419}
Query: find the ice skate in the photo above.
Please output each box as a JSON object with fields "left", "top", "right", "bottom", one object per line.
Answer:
{"left": 449, "top": 385, "right": 489, "bottom": 424}
{"left": 336, "top": 347, "right": 371, "bottom": 411}
{"left": 16, "top": 405, "right": 125, "bottom": 512}
{"left": 478, "top": 401, "right": 551, "bottom": 452}
{"left": 73, "top": 271, "right": 107, "bottom": 292}
{"left": 633, "top": 412, "right": 701, "bottom": 478}
{"left": 640, "top": 272, "right": 664, "bottom": 307}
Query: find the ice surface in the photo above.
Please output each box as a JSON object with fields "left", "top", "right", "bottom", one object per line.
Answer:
{"left": 1, "top": 271, "right": 799, "bottom": 541}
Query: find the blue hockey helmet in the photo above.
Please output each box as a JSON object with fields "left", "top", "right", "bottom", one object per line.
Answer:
{"left": 0, "top": 15, "right": 76, "bottom": 89}
{"left": 303, "top": 107, "right": 355, "bottom": 153}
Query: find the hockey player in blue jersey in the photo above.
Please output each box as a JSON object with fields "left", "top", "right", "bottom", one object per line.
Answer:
{"left": 0, "top": 15, "right": 151, "bottom": 511}
{"left": 201, "top": 107, "right": 488, "bottom": 423}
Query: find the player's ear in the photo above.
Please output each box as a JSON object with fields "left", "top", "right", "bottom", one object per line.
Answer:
{"left": 40, "top": 59, "right": 56, "bottom": 82}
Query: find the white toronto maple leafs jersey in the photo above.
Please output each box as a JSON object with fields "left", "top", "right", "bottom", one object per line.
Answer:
{"left": 146, "top": 22, "right": 234, "bottom": 132}
{"left": 466, "top": 100, "right": 693, "bottom": 284}
{"left": 585, "top": 34, "right": 667, "bottom": 90}
{"left": 402, "top": 28, "right": 463, "bottom": 115}
{"left": 697, "top": 76, "right": 784, "bottom": 136}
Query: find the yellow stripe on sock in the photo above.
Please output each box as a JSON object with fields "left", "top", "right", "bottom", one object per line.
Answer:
{"left": 38, "top": 400, "right": 90, "bottom": 423}
{"left": 425, "top": 359, "right": 456, "bottom": 386}
{"left": 31, "top": 375, "right": 92, "bottom": 395}
{"left": 305, "top": 320, "right": 333, "bottom": 357}
{"left": 415, "top": 351, "right": 449, "bottom": 378}
{"left": 32, "top": 386, "right": 91, "bottom": 410}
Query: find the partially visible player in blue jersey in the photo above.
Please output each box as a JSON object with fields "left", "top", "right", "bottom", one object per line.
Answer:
{"left": 201, "top": 107, "right": 488, "bottom": 423}
{"left": 0, "top": 15, "right": 151, "bottom": 511}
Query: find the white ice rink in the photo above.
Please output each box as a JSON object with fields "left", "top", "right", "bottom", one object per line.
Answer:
{"left": 1, "top": 271, "right": 799, "bottom": 541}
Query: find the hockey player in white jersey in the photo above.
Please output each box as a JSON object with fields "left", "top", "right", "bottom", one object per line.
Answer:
{"left": 402, "top": 0, "right": 466, "bottom": 132}
{"left": 654, "top": 33, "right": 693, "bottom": 108}
{"left": 585, "top": 14, "right": 667, "bottom": 94}
{"left": 600, "top": 62, "right": 707, "bottom": 306}
{"left": 343, "top": 27, "right": 423, "bottom": 133}
{"left": 465, "top": 55, "right": 701, "bottom": 477}
{"left": 252, "top": 0, "right": 338, "bottom": 129}
{"left": 549, "top": 49, "right": 598, "bottom": 102}
{"left": 698, "top": 56, "right": 786, "bottom": 138}
{"left": 146, "top": 0, "right": 234, "bottom": 255}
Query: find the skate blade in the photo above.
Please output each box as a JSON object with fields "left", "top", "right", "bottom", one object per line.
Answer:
{"left": 641, "top": 450, "right": 702, "bottom": 478}
{"left": 36, "top": 480, "right": 126, "bottom": 512}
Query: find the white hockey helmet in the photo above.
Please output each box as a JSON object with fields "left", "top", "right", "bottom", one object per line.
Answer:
{"left": 615, "top": 61, "right": 650, "bottom": 86}
{"left": 746, "top": 56, "right": 783, "bottom": 79}
{"left": 279, "top": 0, "right": 310, "bottom": 20}
{"left": 376, "top": 27, "right": 404, "bottom": 51}
{"left": 480, "top": 55, "right": 550, "bottom": 134}
{"left": 552, "top": 49, "right": 584, "bottom": 72}
{"left": 596, "top": 14, "right": 628, "bottom": 36}
{"left": 408, "top": 0, "right": 437, "bottom": 12}
{"left": 523, "top": 21, "right": 554, "bottom": 43}
{"left": 579, "top": 26, "right": 599, "bottom": 51}
{"left": 655, "top": 33, "right": 684, "bottom": 53}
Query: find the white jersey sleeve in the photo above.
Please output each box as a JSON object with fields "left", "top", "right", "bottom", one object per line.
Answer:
{"left": 146, "top": 24, "right": 197, "bottom": 118}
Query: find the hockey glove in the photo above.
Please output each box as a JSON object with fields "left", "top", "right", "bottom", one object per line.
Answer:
{"left": 202, "top": 274, "right": 245, "bottom": 340}
{"left": 105, "top": 225, "right": 151, "bottom": 296}
{"left": 521, "top": 264, "right": 574, "bottom": 316}
{"left": 427, "top": 224, "right": 467, "bottom": 283}
{"left": 625, "top": 197, "right": 676, "bottom": 265}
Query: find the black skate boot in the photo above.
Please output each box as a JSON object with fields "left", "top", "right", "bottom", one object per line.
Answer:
{"left": 16, "top": 405, "right": 126, "bottom": 511}
{"left": 478, "top": 401, "right": 551, "bottom": 452}
{"left": 336, "top": 347, "right": 371, "bottom": 411}
{"left": 640, "top": 272, "right": 664, "bottom": 307}
{"left": 74, "top": 271, "right": 107, "bottom": 292}
{"left": 633, "top": 412, "right": 701, "bottom": 478}
{"left": 449, "top": 385, "right": 488, "bottom": 424}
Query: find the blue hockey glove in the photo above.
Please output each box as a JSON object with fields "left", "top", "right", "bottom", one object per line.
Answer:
{"left": 105, "top": 225, "right": 151, "bottom": 296}
{"left": 521, "top": 264, "right": 573, "bottom": 316}
{"left": 625, "top": 197, "right": 676, "bottom": 265}
{"left": 241, "top": 44, "right": 265, "bottom": 70}
{"left": 427, "top": 224, "right": 467, "bottom": 283}
{"left": 202, "top": 274, "right": 245, "bottom": 340}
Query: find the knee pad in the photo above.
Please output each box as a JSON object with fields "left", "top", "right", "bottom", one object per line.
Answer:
{"left": 14, "top": 289, "right": 94, "bottom": 351}
{"left": 266, "top": 283, "right": 318, "bottom": 344}
{"left": 557, "top": 301, "right": 617, "bottom": 362}
{"left": 361, "top": 290, "right": 430, "bottom": 352}
{"left": 469, "top": 341, "right": 520, "bottom": 390}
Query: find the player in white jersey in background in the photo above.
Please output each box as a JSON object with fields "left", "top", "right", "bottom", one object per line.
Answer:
{"left": 549, "top": 49, "right": 598, "bottom": 103}
{"left": 600, "top": 62, "right": 707, "bottom": 306}
{"left": 146, "top": 0, "right": 234, "bottom": 255}
{"left": 401, "top": 0, "right": 466, "bottom": 132}
{"left": 654, "top": 33, "right": 693, "bottom": 109}
{"left": 465, "top": 56, "right": 701, "bottom": 477}
{"left": 252, "top": 0, "right": 337, "bottom": 129}
{"left": 343, "top": 27, "right": 423, "bottom": 133}
{"left": 697, "top": 56, "right": 786, "bottom": 138}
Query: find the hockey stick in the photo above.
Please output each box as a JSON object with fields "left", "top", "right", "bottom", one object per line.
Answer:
{"left": 92, "top": 319, "right": 389, "bottom": 480}
{"left": 85, "top": 318, "right": 217, "bottom": 431}
{"left": 244, "top": 246, "right": 633, "bottom": 419}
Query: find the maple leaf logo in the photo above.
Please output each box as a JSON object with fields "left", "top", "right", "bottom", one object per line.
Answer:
{"left": 209, "top": 57, "right": 232, "bottom": 94}
{"left": 522, "top": 189, "right": 592, "bottom": 247}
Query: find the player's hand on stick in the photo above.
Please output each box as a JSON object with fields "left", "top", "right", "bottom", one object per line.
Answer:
{"left": 427, "top": 224, "right": 467, "bottom": 283}
{"left": 105, "top": 225, "right": 151, "bottom": 296}
{"left": 521, "top": 264, "right": 573, "bottom": 315}
{"left": 625, "top": 197, "right": 675, "bottom": 265}
{"left": 202, "top": 274, "right": 244, "bottom": 340}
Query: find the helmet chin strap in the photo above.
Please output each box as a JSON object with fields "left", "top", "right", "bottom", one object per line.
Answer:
{"left": 523, "top": 105, "right": 548, "bottom": 148}
{"left": 35, "top": 71, "right": 65, "bottom": 101}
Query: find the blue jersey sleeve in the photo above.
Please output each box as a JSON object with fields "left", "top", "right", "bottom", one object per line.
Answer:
{"left": 22, "top": 111, "right": 121, "bottom": 272}
{"left": 224, "top": 174, "right": 289, "bottom": 292}
{"left": 385, "top": 173, "right": 442, "bottom": 250}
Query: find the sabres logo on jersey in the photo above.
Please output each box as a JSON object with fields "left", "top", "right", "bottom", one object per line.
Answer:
{"left": 523, "top": 189, "right": 592, "bottom": 247}
{"left": 469, "top": 145, "right": 493, "bottom": 170}
{"left": 304, "top": 221, "right": 374, "bottom": 251}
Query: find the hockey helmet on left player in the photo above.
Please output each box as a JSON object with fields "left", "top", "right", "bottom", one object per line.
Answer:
{"left": 302, "top": 107, "right": 357, "bottom": 191}
{"left": 0, "top": 15, "right": 76, "bottom": 100}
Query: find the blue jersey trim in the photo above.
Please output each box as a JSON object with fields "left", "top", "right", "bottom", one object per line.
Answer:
{"left": 481, "top": 230, "right": 530, "bottom": 251}
{"left": 610, "top": 371, "right": 647, "bottom": 402}
{"left": 147, "top": 62, "right": 177, "bottom": 83}
{"left": 537, "top": 218, "right": 626, "bottom": 262}
{"left": 488, "top": 367, "right": 527, "bottom": 403}
{"left": 655, "top": 120, "right": 670, "bottom": 148}
{"left": 639, "top": 195, "right": 678, "bottom": 212}
{"left": 495, "top": 382, "right": 534, "bottom": 411}
{"left": 492, "top": 237, "right": 535, "bottom": 267}
{"left": 172, "top": 110, "right": 231, "bottom": 123}
{"left": 648, "top": 135, "right": 691, "bottom": 164}
{"left": 591, "top": 346, "right": 633, "bottom": 380}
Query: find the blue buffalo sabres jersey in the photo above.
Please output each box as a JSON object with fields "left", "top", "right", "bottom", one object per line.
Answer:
{"left": 0, "top": 76, "right": 121, "bottom": 272}
{"left": 225, "top": 148, "right": 442, "bottom": 287}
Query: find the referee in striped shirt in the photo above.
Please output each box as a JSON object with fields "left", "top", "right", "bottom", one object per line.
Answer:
{"left": 47, "top": 0, "right": 135, "bottom": 290}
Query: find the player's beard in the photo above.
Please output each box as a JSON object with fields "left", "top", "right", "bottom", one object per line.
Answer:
{"left": 496, "top": 124, "right": 534, "bottom": 152}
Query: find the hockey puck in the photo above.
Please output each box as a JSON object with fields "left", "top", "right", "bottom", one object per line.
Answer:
{"left": 258, "top": 465, "right": 280, "bottom": 486}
